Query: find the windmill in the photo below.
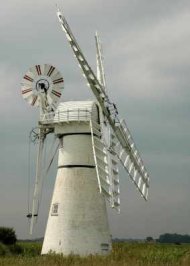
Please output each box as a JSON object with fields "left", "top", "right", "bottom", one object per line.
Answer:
{"left": 21, "top": 8, "right": 150, "bottom": 256}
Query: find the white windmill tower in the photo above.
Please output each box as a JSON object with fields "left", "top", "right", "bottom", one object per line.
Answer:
{"left": 21, "top": 8, "right": 150, "bottom": 256}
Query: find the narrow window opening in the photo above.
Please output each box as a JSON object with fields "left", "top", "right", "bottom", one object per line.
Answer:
{"left": 51, "top": 203, "right": 59, "bottom": 216}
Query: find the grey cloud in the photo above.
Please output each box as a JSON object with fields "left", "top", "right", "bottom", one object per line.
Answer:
{"left": 0, "top": 0, "right": 190, "bottom": 240}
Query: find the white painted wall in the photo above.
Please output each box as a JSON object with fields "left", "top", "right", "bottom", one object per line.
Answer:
{"left": 41, "top": 102, "right": 111, "bottom": 255}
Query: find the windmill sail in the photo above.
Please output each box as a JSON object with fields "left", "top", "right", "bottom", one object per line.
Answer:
{"left": 56, "top": 8, "right": 150, "bottom": 200}
{"left": 95, "top": 32, "right": 106, "bottom": 90}
{"left": 95, "top": 33, "right": 120, "bottom": 208}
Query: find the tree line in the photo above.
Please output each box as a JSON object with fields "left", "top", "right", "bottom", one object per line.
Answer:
{"left": 157, "top": 233, "right": 190, "bottom": 244}
{"left": 1, "top": 227, "right": 190, "bottom": 245}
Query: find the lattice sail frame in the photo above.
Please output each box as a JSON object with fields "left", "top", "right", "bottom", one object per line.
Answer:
{"left": 56, "top": 8, "right": 150, "bottom": 202}
{"left": 90, "top": 120, "right": 120, "bottom": 212}
{"left": 21, "top": 64, "right": 64, "bottom": 111}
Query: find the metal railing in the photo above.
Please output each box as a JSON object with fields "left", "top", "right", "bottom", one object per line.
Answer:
{"left": 40, "top": 109, "right": 92, "bottom": 124}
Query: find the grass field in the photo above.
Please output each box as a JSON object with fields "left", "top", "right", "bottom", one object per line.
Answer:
{"left": 0, "top": 242, "right": 190, "bottom": 266}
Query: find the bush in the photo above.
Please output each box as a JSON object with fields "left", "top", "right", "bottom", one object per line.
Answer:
{"left": 0, "top": 243, "right": 10, "bottom": 256}
{"left": 146, "top": 236, "right": 154, "bottom": 242}
{"left": 0, "top": 227, "right": 17, "bottom": 245}
{"left": 18, "top": 242, "right": 41, "bottom": 256}
{"left": 9, "top": 244, "right": 23, "bottom": 255}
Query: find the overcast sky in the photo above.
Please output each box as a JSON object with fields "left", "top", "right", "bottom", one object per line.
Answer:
{"left": 0, "top": 0, "right": 190, "bottom": 240}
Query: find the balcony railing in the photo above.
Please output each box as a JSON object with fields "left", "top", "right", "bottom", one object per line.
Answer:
{"left": 40, "top": 109, "right": 92, "bottom": 124}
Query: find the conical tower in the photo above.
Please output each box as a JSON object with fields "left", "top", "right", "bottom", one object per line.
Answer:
{"left": 42, "top": 102, "right": 111, "bottom": 255}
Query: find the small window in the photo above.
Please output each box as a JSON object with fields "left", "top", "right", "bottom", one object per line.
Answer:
{"left": 51, "top": 203, "right": 59, "bottom": 216}
{"left": 101, "top": 243, "right": 109, "bottom": 251}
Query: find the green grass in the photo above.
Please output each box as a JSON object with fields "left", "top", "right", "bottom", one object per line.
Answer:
{"left": 0, "top": 242, "right": 190, "bottom": 266}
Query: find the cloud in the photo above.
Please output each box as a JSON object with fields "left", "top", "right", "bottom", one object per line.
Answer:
{"left": 0, "top": 0, "right": 190, "bottom": 239}
{"left": 105, "top": 6, "right": 190, "bottom": 100}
